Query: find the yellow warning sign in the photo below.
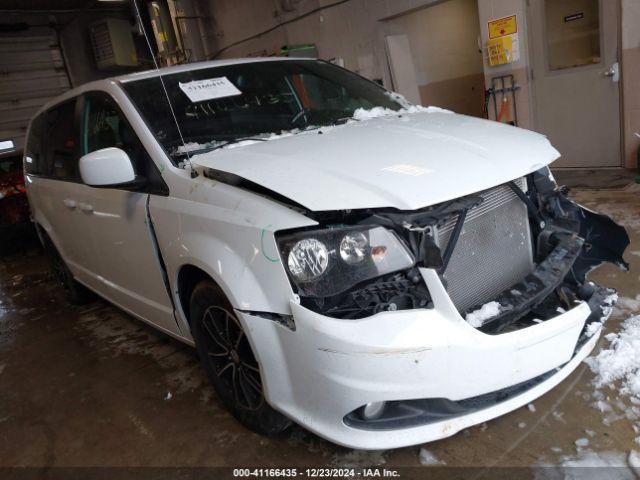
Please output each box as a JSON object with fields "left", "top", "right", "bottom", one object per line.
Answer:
{"left": 488, "top": 36, "right": 514, "bottom": 66}
{"left": 488, "top": 15, "right": 518, "bottom": 39}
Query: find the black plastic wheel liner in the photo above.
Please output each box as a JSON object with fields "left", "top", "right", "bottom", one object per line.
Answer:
{"left": 571, "top": 203, "right": 630, "bottom": 283}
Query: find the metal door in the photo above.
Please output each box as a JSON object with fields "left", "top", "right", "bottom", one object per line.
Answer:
{"left": 0, "top": 33, "right": 71, "bottom": 153}
{"left": 529, "top": 0, "right": 621, "bottom": 167}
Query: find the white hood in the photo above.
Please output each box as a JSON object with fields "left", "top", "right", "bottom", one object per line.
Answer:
{"left": 192, "top": 112, "right": 560, "bottom": 211}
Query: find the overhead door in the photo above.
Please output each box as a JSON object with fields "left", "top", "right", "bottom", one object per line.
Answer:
{"left": 0, "top": 33, "right": 71, "bottom": 152}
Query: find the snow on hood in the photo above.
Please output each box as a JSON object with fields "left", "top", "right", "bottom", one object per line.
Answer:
{"left": 192, "top": 110, "right": 560, "bottom": 211}
{"left": 352, "top": 104, "right": 451, "bottom": 120}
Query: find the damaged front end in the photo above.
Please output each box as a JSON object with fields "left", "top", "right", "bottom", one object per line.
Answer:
{"left": 275, "top": 168, "right": 629, "bottom": 332}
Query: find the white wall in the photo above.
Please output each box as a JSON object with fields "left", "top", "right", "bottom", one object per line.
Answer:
{"left": 205, "top": 0, "right": 447, "bottom": 88}
{"left": 385, "top": 0, "right": 485, "bottom": 115}
{"left": 386, "top": 0, "right": 483, "bottom": 86}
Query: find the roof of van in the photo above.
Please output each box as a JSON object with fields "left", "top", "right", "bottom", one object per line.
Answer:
{"left": 115, "top": 56, "right": 310, "bottom": 83}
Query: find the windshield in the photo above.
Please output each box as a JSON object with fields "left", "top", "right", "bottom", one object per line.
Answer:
{"left": 122, "top": 60, "right": 402, "bottom": 164}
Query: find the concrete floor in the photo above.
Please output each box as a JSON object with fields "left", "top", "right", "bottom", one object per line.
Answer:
{"left": 1, "top": 185, "right": 639, "bottom": 474}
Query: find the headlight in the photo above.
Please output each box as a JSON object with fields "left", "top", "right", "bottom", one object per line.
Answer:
{"left": 339, "top": 232, "right": 367, "bottom": 264}
{"left": 287, "top": 238, "right": 329, "bottom": 281}
{"left": 277, "top": 226, "right": 415, "bottom": 297}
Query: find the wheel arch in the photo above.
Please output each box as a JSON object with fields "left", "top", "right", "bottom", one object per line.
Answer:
{"left": 34, "top": 221, "right": 59, "bottom": 253}
{"left": 176, "top": 263, "right": 221, "bottom": 325}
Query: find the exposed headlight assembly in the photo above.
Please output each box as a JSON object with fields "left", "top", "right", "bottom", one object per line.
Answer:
{"left": 277, "top": 226, "right": 415, "bottom": 297}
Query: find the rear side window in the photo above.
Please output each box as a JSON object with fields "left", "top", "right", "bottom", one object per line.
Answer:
{"left": 44, "top": 100, "right": 78, "bottom": 181}
{"left": 24, "top": 113, "right": 45, "bottom": 175}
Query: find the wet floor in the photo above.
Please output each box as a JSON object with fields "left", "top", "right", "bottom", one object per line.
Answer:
{"left": 1, "top": 185, "right": 639, "bottom": 472}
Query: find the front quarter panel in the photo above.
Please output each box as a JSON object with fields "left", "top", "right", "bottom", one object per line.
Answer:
{"left": 150, "top": 175, "right": 317, "bottom": 335}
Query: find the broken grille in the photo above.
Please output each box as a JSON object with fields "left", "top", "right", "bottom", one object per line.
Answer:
{"left": 434, "top": 178, "right": 533, "bottom": 312}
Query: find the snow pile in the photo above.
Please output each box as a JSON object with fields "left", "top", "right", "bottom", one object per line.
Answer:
{"left": 586, "top": 322, "right": 603, "bottom": 338}
{"left": 465, "top": 301, "right": 501, "bottom": 328}
{"left": 574, "top": 438, "right": 590, "bottom": 448}
{"left": 617, "top": 295, "right": 640, "bottom": 314}
{"left": 176, "top": 141, "right": 212, "bottom": 154}
{"left": 418, "top": 448, "right": 445, "bottom": 466}
{"left": 541, "top": 450, "right": 640, "bottom": 479}
{"left": 353, "top": 105, "right": 451, "bottom": 121}
{"left": 561, "top": 450, "right": 629, "bottom": 468}
{"left": 586, "top": 316, "right": 640, "bottom": 398}
{"left": 586, "top": 305, "right": 640, "bottom": 443}
{"left": 180, "top": 127, "right": 317, "bottom": 157}
{"left": 584, "top": 292, "right": 618, "bottom": 338}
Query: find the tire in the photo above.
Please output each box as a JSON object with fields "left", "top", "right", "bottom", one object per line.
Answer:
{"left": 190, "top": 280, "right": 291, "bottom": 436}
{"left": 44, "top": 240, "right": 93, "bottom": 305}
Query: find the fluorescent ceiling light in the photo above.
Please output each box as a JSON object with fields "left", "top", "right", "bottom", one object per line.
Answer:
{"left": 0, "top": 140, "right": 14, "bottom": 151}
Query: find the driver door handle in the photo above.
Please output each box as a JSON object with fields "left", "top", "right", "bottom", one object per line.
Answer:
{"left": 78, "top": 202, "right": 94, "bottom": 213}
{"left": 62, "top": 199, "right": 76, "bottom": 209}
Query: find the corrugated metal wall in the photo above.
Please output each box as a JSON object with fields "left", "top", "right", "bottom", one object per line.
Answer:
{"left": 0, "top": 32, "right": 71, "bottom": 152}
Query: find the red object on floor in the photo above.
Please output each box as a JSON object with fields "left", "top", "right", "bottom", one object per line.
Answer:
{"left": 0, "top": 152, "right": 30, "bottom": 227}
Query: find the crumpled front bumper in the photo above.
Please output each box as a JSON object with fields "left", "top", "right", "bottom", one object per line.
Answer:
{"left": 239, "top": 268, "right": 606, "bottom": 450}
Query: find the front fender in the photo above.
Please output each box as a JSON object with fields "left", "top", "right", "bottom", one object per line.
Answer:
{"left": 172, "top": 231, "right": 292, "bottom": 315}
{"left": 148, "top": 191, "right": 317, "bottom": 327}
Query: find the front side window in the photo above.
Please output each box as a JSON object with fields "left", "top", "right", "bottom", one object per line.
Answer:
{"left": 123, "top": 60, "right": 402, "bottom": 165}
{"left": 45, "top": 100, "right": 78, "bottom": 181}
{"left": 84, "top": 93, "right": 144, "bottom": 172}
{"left": 82, "top": 92, "right": 168, "bottom": 194}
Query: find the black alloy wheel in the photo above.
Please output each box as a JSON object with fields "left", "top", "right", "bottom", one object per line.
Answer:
{"left": 190, "top": 281, "right": 291, "bottom": 435}
{"left": 200, "top": 304, "right": 264, "bottom": 411}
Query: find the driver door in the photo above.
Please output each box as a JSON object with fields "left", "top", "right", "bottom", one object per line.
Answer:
{"left": 76, "top": 91, "right": 179, "bottom": 334}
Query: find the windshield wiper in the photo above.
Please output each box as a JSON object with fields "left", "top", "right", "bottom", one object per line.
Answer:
{"left": 206, "top": 136, "right": 269, "bottom": 153}
{"left": 173, "top": 136, "right": 269, "bottom": 158}
{"left": 333, "top": 116, "right": 358, "bottom": 125}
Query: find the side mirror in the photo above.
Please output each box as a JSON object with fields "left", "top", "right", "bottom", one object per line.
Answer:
{"left": 79, "top": 147, "right": 144, "bottom": 188}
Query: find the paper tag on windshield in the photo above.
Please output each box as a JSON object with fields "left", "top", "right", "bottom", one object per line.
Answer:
{"left": 178, "top": 77, "right": 242, "bottom": 102}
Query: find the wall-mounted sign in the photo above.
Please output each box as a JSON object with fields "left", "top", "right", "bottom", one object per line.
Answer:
{"left": 564, "top": 12, "right": 585, "bottom": 23}
{"left": 488, "top": 15, "right": 518, "bottom": 39}
{"left": 488, "top": 36, "right": 518, "bottom": 66}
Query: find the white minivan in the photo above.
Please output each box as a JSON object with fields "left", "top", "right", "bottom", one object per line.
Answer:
{"left": 24, "top": 58, "right": 629, "bottom": 449}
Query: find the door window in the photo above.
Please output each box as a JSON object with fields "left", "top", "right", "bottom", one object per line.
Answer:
{"left": 82, "top": 92, "right": 168, "bottom": 195}
{"left": 44, "top": 100, "right": 78, "bottom": 181}
{"left": 25, "top": 113, "right": 45, "bottom": 175}
{"left": 545, "top": 0, "right": 601, "bottom": 71}
{"left": 83, "top": 93, "right": 144, "bottom": 171}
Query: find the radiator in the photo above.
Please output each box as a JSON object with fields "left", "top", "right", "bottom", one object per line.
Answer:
{"left": 434, "top": 178, "right": 533, "bottom": 313}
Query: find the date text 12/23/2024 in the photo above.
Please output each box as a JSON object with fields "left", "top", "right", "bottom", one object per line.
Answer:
{"left": 233, "top": 468, "right": 401, "bottom": 478}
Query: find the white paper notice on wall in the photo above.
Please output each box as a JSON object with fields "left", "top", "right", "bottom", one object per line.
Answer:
{"left": 178, "top": 77, "right": 242, "bottom": 102}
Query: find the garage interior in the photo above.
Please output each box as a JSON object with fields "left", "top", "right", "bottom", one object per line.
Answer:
{"left": 2, "top": 0, "right": 640, "bottom": 474}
